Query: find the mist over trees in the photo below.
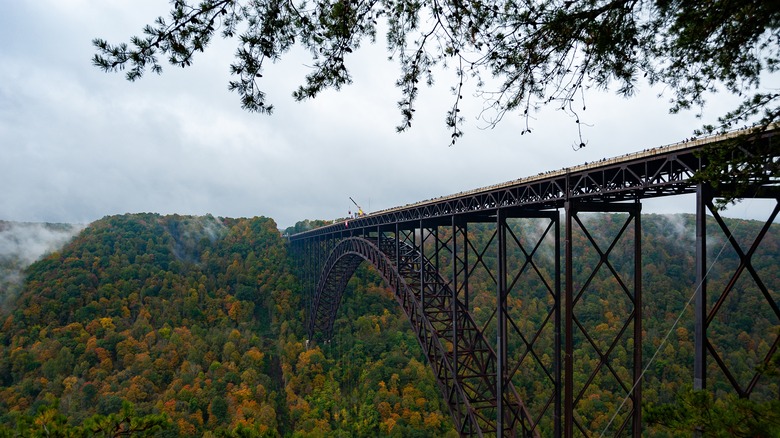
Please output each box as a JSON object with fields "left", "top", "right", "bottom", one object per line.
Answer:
{"left": 0, "top": 221, "right": 83, "bottom": 266}
{"left": 0, "top": 221, "right": 84, "bottom": 307}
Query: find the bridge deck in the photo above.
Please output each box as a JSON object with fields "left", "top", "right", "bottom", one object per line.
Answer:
{"left": 291, "top": 125, "right": 779, "bottom": 239}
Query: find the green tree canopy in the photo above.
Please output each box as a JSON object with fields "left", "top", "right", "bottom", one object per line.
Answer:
{"left": 93, "top": 0, "right": 779, "bottom": 145}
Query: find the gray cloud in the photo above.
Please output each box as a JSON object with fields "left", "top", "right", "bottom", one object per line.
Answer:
{"left": 0, "top": 222, "right": 84, "bottom": 266}
{"left": 1, "top": 1, "right": 778, "bottom": 229}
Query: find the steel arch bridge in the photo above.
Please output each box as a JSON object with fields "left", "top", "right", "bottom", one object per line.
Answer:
{"left": 288, "top": 126, "right": 780, "bottom": 437}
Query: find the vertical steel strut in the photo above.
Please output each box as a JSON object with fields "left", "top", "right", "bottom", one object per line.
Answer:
{"left": 695, "top": 184, "right": 709, "bottom": 394}
{"left": 497, "top": 210, "right": 507, "bottom": 436}
{"left": 564, "top": 203, "right": 574, "bottom": 438}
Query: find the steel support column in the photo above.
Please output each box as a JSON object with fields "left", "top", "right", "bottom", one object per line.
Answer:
{"left": 633, "top": 203, "right": 642, "bottom": 435}
{"left": 554, "top": 212, "right": 562, "bottom": 438}
{"left": 497, "top": 210, "right": 507, "bottom": 436}
{"left": 694, "top": 184, "right": 709, "bottom": 393}
{"left": 452, "top": 215, "right": 460, "bottom": 387}
{"left": 563, "top": 202, "right": 574, "bottom": 438}
{"left": 420, "top": 221, "right": 426, "bottom": 311}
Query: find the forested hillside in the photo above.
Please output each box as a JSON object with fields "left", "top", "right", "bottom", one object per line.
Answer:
{"left": 0, "top": 214, "right": 455, "bottom": 436}
{"left": 0, "top": 212, "right": 777, "bottom": 436}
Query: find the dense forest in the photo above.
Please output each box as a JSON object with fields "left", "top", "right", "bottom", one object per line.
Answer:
{"left": 0, "top": 214, "right": 455, "bottom": 436}
{"left": 0, "top": 212, "right": 777, "bottom": 436}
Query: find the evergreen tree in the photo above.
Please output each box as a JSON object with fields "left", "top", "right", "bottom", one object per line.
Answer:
{"left": 93, "top": 0, "right": 779, "bottom": 145}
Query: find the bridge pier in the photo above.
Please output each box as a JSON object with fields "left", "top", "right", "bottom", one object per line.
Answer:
{"left": 694, "top": 185, "right": 780, "bottom": 401}
{"left": 497, "top": 209, "right": 562, "bottom": 437}
{"left": 564, "top": 201, "right": 643, "bottom": 437}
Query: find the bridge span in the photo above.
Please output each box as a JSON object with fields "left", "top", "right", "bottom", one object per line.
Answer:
{"left": 289, "top": 126, "right": 779, "bottom": 437}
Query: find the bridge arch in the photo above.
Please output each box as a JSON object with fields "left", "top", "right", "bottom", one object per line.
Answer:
{"left": 308, "top": 236, "right": 536, "bottom": 437}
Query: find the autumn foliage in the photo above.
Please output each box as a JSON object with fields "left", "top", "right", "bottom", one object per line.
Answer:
{"left": 0, "top": 212, "right": 777, "bottom": 436}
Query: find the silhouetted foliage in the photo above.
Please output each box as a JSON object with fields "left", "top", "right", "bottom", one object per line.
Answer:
{"left": 93, "top": 0, "right": 779, "bottom": 152}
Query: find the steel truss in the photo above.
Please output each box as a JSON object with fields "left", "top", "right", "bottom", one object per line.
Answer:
{"left": 289, "top": 126, "right": 780, "bottom": 437}
{"left": 293, "top": 127, "right": 779, "bottom": 237}
{"left": 695, "top": 185, "right": 780, "bottom": 398}
{"left": 300, "top": 204, "right": 646, "bottom": 438}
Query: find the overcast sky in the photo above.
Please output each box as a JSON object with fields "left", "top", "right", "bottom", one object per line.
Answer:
{"left": 2, "top": 1, "right": 778, "bottom": 228}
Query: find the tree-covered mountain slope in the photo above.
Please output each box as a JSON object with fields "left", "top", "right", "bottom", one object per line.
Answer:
{"left": 0, "top": 213, "right": 456, "bottom": 436}
{"left": 0, "top": 214, "right": 295, "bottom": 435}
{"left": 0, "top": 212, "right": 777, "bottom": 436}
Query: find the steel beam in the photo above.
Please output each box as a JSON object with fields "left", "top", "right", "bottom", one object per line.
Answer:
{"left": 564, "top": 202, "right": 574, "bottom": 438}
{"left": 290, "top": 127, "right": 779, "bottom": 238}
{"left": 497, "top": 209, "right": 507, "bottom": 436}
{"left": 694, "top": 184, "right": 709, "bottom": 393}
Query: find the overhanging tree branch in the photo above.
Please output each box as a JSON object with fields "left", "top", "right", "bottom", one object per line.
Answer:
{"left": 94, "top": 0, "right": 780, "bottom": 190}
